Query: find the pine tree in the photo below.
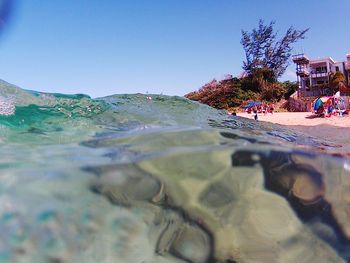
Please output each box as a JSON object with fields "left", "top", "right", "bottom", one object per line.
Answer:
{"left": 241, "top": 20, "right": 308, "bottom": 79}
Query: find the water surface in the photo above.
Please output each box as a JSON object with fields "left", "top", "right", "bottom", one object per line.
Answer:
{"left": 0, "top": 79, "right": 349, "bottom": 263}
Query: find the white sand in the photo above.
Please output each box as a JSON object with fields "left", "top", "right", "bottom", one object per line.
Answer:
{"left": 237, "top": 112, "right": 350, "bottom": 145}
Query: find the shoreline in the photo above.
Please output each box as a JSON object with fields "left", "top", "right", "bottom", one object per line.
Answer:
{"left": 236, "top": 112, "right": 350, "bottom": 145}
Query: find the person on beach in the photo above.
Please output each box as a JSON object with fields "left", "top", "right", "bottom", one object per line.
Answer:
{"left": 253, "top": 106, "right": 258, "bottom": 121}
{"left": 323, "top": 99, "right": 332, "bottom": 117}
{"left": 326, "top": 103, "right": 333, "bottom": 118}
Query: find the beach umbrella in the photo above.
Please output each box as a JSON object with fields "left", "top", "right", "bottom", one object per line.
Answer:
{"left": 242, "top": 101, "right": 262, "bottom": 108}
{"left": 313, "top": 97, "right": 332, "bottom": 111}
{"left": 313, "top": 98, "right": 323, "bottom": 111}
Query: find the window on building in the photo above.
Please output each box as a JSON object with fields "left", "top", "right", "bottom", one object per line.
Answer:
{"left": 315, "top": 66, "right": 327, "bottom": 73}
{"left": 336, "top": 66, "right": 339, "bottom": 72}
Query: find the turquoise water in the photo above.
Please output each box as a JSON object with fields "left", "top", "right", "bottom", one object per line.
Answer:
{"left": 0, "top": 79, "right": 350, "bottom": 263}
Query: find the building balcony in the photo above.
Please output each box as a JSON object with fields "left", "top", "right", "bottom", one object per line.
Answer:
{"left": 296, "top": 68, "right": 309, "bottom": 77}
{"left": 292, "top": 54, "right": 310, "bottom": 64}
{"left": 310, "top": 72, "right": 328, "bottom": 78}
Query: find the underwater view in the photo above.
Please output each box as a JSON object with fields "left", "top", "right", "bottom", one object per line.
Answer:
{"left": 0, "top": 79, "right": 350, "bottom": 263}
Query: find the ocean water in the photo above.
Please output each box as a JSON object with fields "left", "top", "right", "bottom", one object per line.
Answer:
{"left": 0, "top": 79, "right": 350, "bottom": 263}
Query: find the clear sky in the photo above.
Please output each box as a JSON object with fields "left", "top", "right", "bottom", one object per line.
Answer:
{"left": 1, "top": 0, "right": 349, "bottom": 98}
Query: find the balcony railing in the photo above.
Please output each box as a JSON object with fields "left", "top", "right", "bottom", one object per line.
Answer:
{"left": 292, "top": 54, "right": 310, "bottom": 64}
{"left": 296, "top": 68, "right": 309, "bottom": 76}
{"left": 310, "top": 72, "right": 328, "bottom": 78}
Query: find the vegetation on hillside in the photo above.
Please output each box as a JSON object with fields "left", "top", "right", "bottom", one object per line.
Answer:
{"left": 185, "top": 20, "right": 306, "bottom": 112}
{"left": 185, "top": 77, "right": 257, "bottom": 110}
{"left": 185, "top": 72, "right": 298, "bottom": 111}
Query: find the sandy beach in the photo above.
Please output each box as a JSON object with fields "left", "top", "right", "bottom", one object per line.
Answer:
{"left": 237, "top": 112, "right": 350, "bottom": 145}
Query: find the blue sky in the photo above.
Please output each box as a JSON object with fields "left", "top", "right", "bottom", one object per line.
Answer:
{"left": 0, "top": 0, "right": 349, "bottom": 98}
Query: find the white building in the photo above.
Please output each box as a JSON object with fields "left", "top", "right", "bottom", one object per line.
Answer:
{"left": 292, "top": 53, "right": 350, "bottom": 97}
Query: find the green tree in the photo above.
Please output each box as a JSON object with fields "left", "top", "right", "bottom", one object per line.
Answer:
{"left": 241, "top": 20, "right": 308, "bottom": 79}
{"left": 260, "top": 82, "right": 287, "bottom": 101}
{"left": 240, "top": 67, "right": 276, "bottom": 92}
{"left": 281, "top": 81, "right": 298, "bottom": 99}
{"left": 330, "top": 71, "right": 345, "bottom": 94}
